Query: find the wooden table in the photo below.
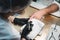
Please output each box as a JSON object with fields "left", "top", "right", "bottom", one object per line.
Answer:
{"left": 13, "top": 6, "right": 60, "bottom": 40}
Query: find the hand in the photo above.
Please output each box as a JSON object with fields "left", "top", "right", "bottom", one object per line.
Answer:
{"left": 8, "top": 16, "right": 15, "bottom": 22}
{"left": 29, "top": 10, "right": 46, "bottom": 20}
{"left": 21, "top": 38, "right": 26, "bottom": 40}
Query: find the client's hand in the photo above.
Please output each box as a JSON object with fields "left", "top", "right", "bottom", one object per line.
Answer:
{"left": 29, "top": 9, "right": 47, "bottom": 20}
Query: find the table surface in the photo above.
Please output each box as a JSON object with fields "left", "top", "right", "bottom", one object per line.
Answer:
{"left": 12, "top": 6, "right": 60, "bottom": 40}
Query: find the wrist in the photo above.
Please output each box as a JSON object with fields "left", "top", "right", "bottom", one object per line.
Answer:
{"left": 43, "top": 8, "right": 49, "bottom": 14}
{"left": 39, "top": 9, "right": 48, "bottom": 16}
{"left": 8, "top": 16, "right": 15, "bottom": 22}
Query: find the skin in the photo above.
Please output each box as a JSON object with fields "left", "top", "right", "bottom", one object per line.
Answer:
{"left": 8, "top": 3, "right": 59, "bottom": 22}
{"left": 21, "top": 38, "right": 26, "bottom": 40}
{"left": 30, "top": 3, "right": 59, "bottom": 20}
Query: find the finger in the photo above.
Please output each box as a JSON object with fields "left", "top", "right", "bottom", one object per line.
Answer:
{"left": 29, "top": 15, "right": 35, "bottom": 21}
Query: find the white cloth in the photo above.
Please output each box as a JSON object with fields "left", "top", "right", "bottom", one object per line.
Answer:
{"left": 25, "top": 19, "right": 44, "bottom": 39}
{"left": 21, "top": 19, "right": 44, "bottom": 39}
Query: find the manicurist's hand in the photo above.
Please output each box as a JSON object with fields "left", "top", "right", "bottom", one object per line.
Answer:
{"left": 8, "top": 16, "right": 15, "bottom": 22}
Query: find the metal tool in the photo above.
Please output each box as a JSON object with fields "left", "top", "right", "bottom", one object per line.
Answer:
{"left": 49, "top": 23, "right": 58, "bottom": 40}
